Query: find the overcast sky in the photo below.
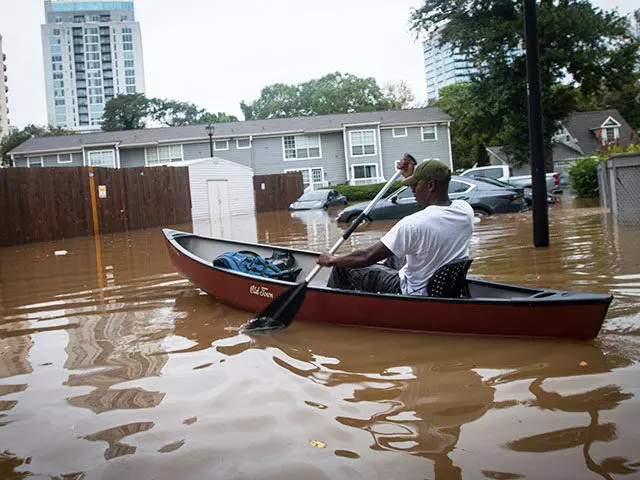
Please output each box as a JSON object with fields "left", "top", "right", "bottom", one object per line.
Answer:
{"left": 0, "top": 0, "right": 637, "bottom": 129}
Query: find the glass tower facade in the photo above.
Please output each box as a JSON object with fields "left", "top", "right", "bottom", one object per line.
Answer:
{"left": 41, "top": 0, "right": 145, "bottom": 131}
{"left": 0, "top": 35, "right": 9, "bottom": 141}
{"left": 423, "top": 34, "right": 476, "bottom": 103}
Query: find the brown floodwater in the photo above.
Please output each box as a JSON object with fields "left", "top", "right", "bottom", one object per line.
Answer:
{"left": 1, "top": 198, "right": 639, "bottom": 479}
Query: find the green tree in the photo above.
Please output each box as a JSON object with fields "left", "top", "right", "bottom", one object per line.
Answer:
{"left": 243, "top": 72, "right": 391, "bottom": 120}
{"left": 410, "top": 0, "right": 640, "bottom": 171}
{"left": 0, "top": 124, "right": 74, "bottom": 166}
{"left": 149, "top": 100, "right": 238, "bottom": 126}
{"left": 103, "top": 94, "right": 237, "bottom": 130}
{"left": 436, "top": 82, "right": 507, "bottom": 169}
{"left": 102, "top": 93, "right": 150, "bottom": 131}
{"left": 150, "top": 99, "right": 202, "bottom": 127}
{"left": 239, "top": 101, "right": 254, "bottom": 121}
{"left": 382, "top": 81, "right": 416, "bottom": 110}
{"left": 197, "top": 111, "right": 238, "bottom": 124}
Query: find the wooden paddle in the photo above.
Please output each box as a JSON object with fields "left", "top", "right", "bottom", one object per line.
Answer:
{"left": 243, "top": 169, "right": 405, "bottom": 333}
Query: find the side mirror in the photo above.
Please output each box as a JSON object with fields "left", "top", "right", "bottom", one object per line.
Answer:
{"left": 390, "top": 195, "right": 398, "bottom": 204}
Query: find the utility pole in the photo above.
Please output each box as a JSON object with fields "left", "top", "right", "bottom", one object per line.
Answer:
{"left": 523, "top": 0, "right": 550, "bottom": 247}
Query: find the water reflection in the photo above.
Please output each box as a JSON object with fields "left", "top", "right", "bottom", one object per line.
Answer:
{"left": 64, "top": 311, "right": 169, "bottom": 414}
{"left": 508, "top": 380, "right": 635, "bottom": 480}
{"left": 246, "top": 325, "right": 636, "bottom": 479}
{"left": 82, "top": 421, "right": 155, "bottom": 460}
{"left": 0, "top": 203, "right": 639, "bottom": 478}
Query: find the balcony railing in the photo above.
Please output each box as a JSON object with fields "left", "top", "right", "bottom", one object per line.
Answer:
{"left": 350, "top": 177, "right": 383, "bottom": 186}
{"left": 303, "top": 181, "right": 329, "bottom": 192}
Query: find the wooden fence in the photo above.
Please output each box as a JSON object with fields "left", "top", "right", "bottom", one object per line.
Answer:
{"left": 0, "top": 166, "right": 191, "bottom": 247}
{"left": 253, "top": 172, "right": 304, "bottom": 213}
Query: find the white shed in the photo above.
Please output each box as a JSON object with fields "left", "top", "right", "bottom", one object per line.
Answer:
{"left": 171, "top": 157, "right": 257, "bottom": 240}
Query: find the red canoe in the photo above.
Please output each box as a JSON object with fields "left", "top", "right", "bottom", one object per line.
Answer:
{"left": 163, "top": 229, "right": 612, "bottom": 340}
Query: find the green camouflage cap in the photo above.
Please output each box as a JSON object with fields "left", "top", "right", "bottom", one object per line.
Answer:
{"left": 402, "top": 159, "right": 451, "bottom": 186}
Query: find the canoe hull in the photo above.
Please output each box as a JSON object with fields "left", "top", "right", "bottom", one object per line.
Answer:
{"left": 164, "top": 229, "right": 612, "bottom": 340}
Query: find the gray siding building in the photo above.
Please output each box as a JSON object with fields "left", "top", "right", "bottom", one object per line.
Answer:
{"left": 9, "top": 107, "right": 453, "bottom": 189}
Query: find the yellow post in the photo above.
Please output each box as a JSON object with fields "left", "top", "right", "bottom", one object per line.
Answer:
{"left": 88, "top": 167, "right": 105, "bottom": 302}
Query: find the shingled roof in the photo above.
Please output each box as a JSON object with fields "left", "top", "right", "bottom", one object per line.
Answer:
{"left": 9, "top": 107, "right": 451, "bottom": 156}
{"left": 564, "top": 109, "right": 636, "bottom": 155}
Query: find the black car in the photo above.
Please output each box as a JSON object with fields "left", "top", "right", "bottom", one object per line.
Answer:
{"left": 289, "top": 189, "right": 347, "bottom": 210}
{"left": 335, "top": 175, "right": 526, "bottom": 222}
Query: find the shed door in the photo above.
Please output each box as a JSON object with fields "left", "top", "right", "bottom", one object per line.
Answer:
{"left": 207, "top": 180, "right": 231, "bottom": 238}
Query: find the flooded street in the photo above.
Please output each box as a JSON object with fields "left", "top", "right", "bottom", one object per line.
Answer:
{"left": 1, "top": 200, "right": 639, "bottom": 479}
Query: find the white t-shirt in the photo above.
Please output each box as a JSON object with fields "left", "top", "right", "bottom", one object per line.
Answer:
{"left": 380, "top": 200, "right": 474, "bottom": 296}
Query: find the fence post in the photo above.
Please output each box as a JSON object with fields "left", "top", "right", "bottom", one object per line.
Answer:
{"left": 88, "top": 166, "right": 100, "bottom": 235}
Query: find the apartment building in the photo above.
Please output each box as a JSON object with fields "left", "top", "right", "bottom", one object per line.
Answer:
{"left": 41, "top": 0, "right": 145, "bottom": 132}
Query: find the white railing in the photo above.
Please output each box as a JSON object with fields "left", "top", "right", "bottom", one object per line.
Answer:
{"left": 304, "top": 181, "right": 329, "bottom": 192}
{"left": 350, "top": 177, "right": 383, "bottom": 186}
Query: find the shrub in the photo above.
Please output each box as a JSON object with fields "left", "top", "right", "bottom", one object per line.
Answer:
{"left": 325, "top": 181, "right": 404, "bottom": 202}
{"left": 566, "top": 156, "right": 599, "bottom": 198}
{"left": 597, "top": 142, "right": 640, "bottom": 160}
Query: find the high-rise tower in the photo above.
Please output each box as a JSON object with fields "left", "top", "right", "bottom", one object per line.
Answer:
{"left": 423, "top": 28, "right": 476, "bottom": 103}
{"left": 41, "top": 0, "right": 145, "bottom": 131}
{"left": 0, "top": 34, "right": 9, "bottom": 141}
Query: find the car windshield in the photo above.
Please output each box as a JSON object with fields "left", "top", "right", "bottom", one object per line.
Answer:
{"left": 298, "top": 190, "right": 329, "bottom": 201}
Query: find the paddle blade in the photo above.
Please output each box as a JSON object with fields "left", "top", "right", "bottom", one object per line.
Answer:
{"left": 243, "top": 281, "right": 309, "bottom": 333}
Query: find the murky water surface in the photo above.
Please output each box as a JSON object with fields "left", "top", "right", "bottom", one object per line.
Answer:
{"left": 1, "top": 198, "right": 639, "bottom": 479}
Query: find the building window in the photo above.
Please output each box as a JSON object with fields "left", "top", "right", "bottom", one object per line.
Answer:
{"left": 214, "top": 140, "right": 229, "bottom": 151}
{"left": 126, "top": 86, "right": 136, "bottom": 93}
{"left": 236, "top": 138, "right": 251, "bottom": 149}
{"left": 88, "top": 150, "right": 115, "bottom": 167}
{"left": 421, "top": 126, "right": 437, "bottom": 141}
{"left": 285, "top": 167, "right": 325, "bottom": 190}
{"left": 349, "top": 130, "right": 377, "bottom": 156}
{"left": 28, "top": 157, "right": 44, "bottom": 168}
{"left": 392, "top": 127, "right": 407, "bottom": 138}
{"left": 283, "top": 135, "right": 321, "bottom": 160}
{"left": 57, "top": 153, "right": 73, "bottom": 164}
{"left": 351, "top": 164, "right": 379, "bottom": 185}
{"left": 605, "top": 127, "right": 617, "bottom": 143}
{"left": 145, "top": 145, "right": 183, "bottom": 166}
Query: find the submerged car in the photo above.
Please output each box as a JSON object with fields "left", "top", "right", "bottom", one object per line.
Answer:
{"left": 336, "top": 175, "right": 526, "bottom": 223}
{"left": 289, "top": 189, "right": 347, "bottom": 210}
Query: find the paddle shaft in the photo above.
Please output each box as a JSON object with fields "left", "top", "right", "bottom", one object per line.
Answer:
{"left": 303, "top": 169, "right": 405, "bottom": 283}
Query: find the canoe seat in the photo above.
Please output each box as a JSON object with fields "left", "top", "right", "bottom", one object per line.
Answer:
{"left": 427, "top": 259, "right": 473, "bottom": 298}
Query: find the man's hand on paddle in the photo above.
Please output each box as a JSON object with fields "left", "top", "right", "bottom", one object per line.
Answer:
{"left": 318, "top": 251, "right": 336, "bottom": 267}
{"left": 398, "top": 153, "right": 416, "bottom": 179}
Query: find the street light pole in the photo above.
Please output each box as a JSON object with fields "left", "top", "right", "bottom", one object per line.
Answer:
{"left": 205, "top": 123, "right": 215, "bottom": 158}
{"left": 523, "top": 0, "right": 549, "bottom": 247}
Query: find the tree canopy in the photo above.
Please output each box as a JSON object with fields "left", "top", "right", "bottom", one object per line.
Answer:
{"left": 102, "top": 93, "right": 150, "bottom": 131}
{"left": 241, "top": 72, "right": 414, "bottom": 120}
{"left": 0, "top": 125, "right": 74, "bottom": 167}
{"left": 102, "top": 94, "right": 238, "bottom": 131}
{"left": 411, "top": 0, "right": 640, "bottom": 170}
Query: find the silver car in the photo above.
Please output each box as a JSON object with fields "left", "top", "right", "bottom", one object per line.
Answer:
{"left": 336, "top": 175, "right": 526, "bottom": 222}
{"left": 289, "top": 189, "right": 347, "bottom": 211}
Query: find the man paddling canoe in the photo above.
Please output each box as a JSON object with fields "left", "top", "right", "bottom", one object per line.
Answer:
{"left": 317, "top": 155, "right": 474, "bottom": 296}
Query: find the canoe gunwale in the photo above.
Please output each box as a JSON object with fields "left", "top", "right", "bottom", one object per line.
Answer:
{"left": 163, "top": 229, "right": 613, "bottom": 308}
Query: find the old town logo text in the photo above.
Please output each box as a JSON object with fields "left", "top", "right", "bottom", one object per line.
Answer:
{"left": 250, "top": 285, "right": 274, "bottom": 299}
